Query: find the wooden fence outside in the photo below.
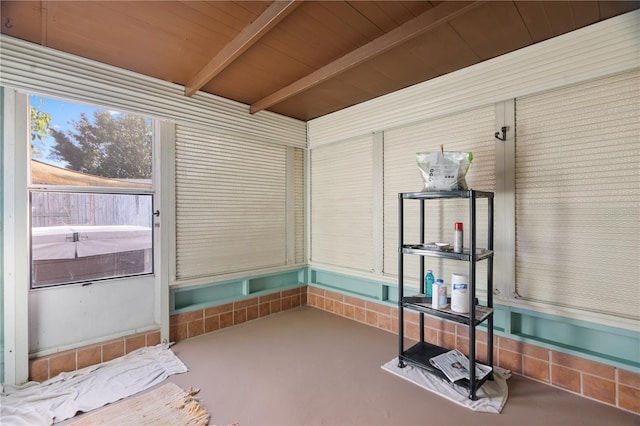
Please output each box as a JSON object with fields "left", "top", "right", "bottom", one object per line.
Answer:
{"left": 31, "top": 192, "right": 153, "bottom": 228}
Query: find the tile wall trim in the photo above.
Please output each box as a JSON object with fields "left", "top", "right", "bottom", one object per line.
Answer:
{"left": 28, "top": 329, "right": 161, "bottom": 382}
{"left": 27, "top": 286, "right": 308, "bottom": 382}
{"left": 307, "top": 286, "right": 640, "bottom": 415}
{"left": 26, "top": 284, "right": 638, "bottom": 416}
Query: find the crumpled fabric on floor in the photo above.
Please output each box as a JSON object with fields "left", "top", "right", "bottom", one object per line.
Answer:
{"left": 382, "top": 357, "right": 510, "bottom": 413}
{"left": 1, "top": 343, "right": 188, "bottom": 425}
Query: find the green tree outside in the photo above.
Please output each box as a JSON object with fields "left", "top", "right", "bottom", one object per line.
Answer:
{"left": 49, "top": 111, "right": 152, "bottom": 179}
{"left": 30, "top": 105, "right": 52, "bottom": 157}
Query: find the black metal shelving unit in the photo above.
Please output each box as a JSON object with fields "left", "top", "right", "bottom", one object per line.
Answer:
{"left": 397, "top": 189, "right": 494, "bottom": 401}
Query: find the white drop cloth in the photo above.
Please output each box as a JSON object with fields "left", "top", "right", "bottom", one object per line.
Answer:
{"left": 1, "top": 343, "right": 188, "bottom": 425}
{"left": 382, "top": 357, "right": 510, "bottom": 413}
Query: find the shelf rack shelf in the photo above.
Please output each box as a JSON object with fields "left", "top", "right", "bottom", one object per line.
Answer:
{"left": 402, "top": 246, "right": 493, "bottom": 261}
{"left": 401, "top": 341, "right": 494, "bottom": 390}
{"left": 402, "top": 295, "right": 493, "bottom": 326}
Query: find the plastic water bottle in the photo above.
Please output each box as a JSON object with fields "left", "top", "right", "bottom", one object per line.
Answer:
{"left": 425, "top": 270, "right": 435, "bottom": 297}
{"left": 434, "top": 278, "right": 448, "bottom": 308}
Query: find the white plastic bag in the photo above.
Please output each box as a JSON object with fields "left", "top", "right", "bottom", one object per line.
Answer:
{"left": 416, "top": 151, "right": 473, "bottom": 191}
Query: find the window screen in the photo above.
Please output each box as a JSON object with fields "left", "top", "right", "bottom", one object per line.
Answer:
{"left": 515, "top": 69, "right": 639, "bottom": 319}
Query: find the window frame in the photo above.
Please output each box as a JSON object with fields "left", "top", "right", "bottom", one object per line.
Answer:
{"left": 27, "top": 95, "right": 156, "bottom": 289}
{"left": 29, "top": 188, "right": 155, "bottom": 288}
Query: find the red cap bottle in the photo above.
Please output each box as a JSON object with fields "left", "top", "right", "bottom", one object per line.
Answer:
{"left": 454, "top": 222, "right": 463, "bottom": 253}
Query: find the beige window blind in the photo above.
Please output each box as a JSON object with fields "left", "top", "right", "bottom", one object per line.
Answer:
{"left": 515, "top": 69, "right": 639, "bottom": 319}
{"left": 383, "top": 106, "right": 496, "bottom": 290}
{"left": 310, "top": 135, "right": 374, "bottom": 272}
{"left": 294, "top": 147, "right": 305, "bottom": 264}
{"left": 175, "top": 125, "right": 296, "bottom": 281}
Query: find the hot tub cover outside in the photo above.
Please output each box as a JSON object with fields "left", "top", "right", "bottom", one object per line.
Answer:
{"left": 32, "top": 225, "right": 152, "bottom": 260}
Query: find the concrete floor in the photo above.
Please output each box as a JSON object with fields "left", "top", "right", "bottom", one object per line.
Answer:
{"left": 162, "top": 306, "right": 636, "bottom": 426}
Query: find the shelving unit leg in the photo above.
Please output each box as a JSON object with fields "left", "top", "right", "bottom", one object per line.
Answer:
{"left": 397, "top": 194, "right": 405, "bottom": 368}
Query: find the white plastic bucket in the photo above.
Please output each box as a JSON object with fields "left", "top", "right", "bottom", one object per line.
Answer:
{"left": 451, "top": 273, "right": 469, "bottom": 313}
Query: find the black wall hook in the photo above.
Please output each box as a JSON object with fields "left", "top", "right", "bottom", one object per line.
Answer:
{"left": 494, "top": 126, "right": 508, "bottom": 141}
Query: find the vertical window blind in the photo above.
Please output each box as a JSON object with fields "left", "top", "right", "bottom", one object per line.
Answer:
{"left": 175, "top": 125, "right": 302, "bottom": 282}
{"left": 310, "top": 135, "right": 374, "bottom": 272}
{"left": 515, "top": 69, "right": 639, "bottom": 319}
{"left": 383, "top": 106, "right": 496, "bottom": 291}
{"left": 294, "top": 147, "right": 305, "bottom": 264}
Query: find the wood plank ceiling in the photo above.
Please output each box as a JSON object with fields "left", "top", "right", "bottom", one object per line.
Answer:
{"left": 1, "top": 1, "right": 638, "bottom": 121}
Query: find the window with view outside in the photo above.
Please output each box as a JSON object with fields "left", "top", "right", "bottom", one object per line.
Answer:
{"left": 29, "top": 95, "right": 154, "bottom": 288}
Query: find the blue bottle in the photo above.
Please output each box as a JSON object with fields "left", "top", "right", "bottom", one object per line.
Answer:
{"left": 425, "top": 270, "right": 435, "bottom": 297}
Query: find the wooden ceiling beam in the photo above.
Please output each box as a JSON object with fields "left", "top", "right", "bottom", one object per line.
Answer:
{"left": 250, "top": 0, "right": 482, "bottom": 114}
{"left": 185, "top": 0, "right": 300, "bottom": 97}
